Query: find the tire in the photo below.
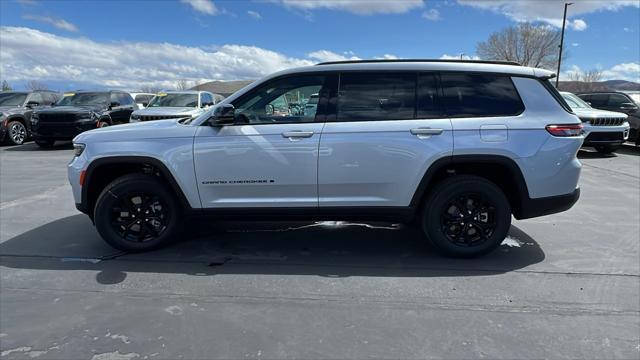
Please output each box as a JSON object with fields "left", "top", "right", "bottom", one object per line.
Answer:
{"left": 6, "top": 121, "right": 27, "bottom": 145}
{"left": 35, "top": 139, "right": 55, "bottom": 148}
{"left": 94, "top": 174, "right": 183, "bottom": 252}
{"left": 97, "top": 120, "right": 110, "bottom": 128}
{"left": 421, "top": 175, "right": 511, "bottom": 258}
{"left": 595, "top": 145, "right": 619, "bottom": 154}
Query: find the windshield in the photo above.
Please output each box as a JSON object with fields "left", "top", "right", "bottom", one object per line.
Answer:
{"left": 61, "top": 92, "right": 109, "bottom": 106}
{"left": 0, "top": 92, "right": 28, "bottom": 107}
{"left": 148, "top": 93, "right": 198, "bottom": 108}
{"left": 561, "top": 93, "right": 591, "bottom": 109}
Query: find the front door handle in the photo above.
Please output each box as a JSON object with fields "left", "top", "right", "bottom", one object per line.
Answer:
{"left": 282, "top": 131, "right": 314, "bottom": 138}
{"left": 410, "top": 128, "right": 444, "bottom": 137}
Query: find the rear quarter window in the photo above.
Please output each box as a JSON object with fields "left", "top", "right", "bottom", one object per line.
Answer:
{"left": 440, "top": 73, "right": 524, "bottom": 118}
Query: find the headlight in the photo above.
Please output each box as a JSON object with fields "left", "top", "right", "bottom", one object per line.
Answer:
{"left": 73, "top": 143, "right": 86, "bottom": 157}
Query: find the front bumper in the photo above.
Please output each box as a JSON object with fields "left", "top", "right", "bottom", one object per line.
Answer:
{"left": 581, "top": 122, "right": 629, "bottom": 146}
{"left": 33, "top": 121, "right": 97, "bottom": 140}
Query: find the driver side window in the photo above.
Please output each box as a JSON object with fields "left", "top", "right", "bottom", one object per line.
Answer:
{"left": 232, "top": 75, "right": 328, "bottom": 124}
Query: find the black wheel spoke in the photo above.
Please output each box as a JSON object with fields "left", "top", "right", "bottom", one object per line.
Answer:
{"left": 109, "top": 192, "right": 170, "bottom": 243}
{"left": 440, "top": 193, "right": 497, "bottom": 247}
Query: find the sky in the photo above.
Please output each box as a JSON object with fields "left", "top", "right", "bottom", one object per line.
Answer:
{"left": 0, "top": 0, "right": 638, "bottom": 91}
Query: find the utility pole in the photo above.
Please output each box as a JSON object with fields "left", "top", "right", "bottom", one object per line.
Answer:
{"left": 556, "top": 2, "right": 573, "bottom": 87}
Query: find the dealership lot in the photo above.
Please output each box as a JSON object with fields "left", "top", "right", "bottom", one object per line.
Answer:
{"left": 0, "top": 143, "right": 638, "bottom": 359}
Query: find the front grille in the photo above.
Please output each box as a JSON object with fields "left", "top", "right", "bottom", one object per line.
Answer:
{"left": 581, "top": 117, "right": 626, "bottom": 126}
{"left": 139, "top": 115, "right": 189, "bottom": 121}
{"left": 38, "top": 113, "right": 78, "bottom": 123}
{"left": 585, "top": 132, "right": 623, "bottom": 142}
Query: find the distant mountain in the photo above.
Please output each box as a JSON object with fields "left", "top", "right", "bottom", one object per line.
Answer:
{"left": 559, "top": 80, "right": 640, "bottom": 93}
{"left": 191, "top": 80, "right": 255, "bottom": 97}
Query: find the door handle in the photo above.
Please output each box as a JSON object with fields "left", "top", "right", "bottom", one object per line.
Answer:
{"left": 282, "top": 131, "right": 314, "bottom": 138}
{"left": 410, "top": 128, "right": 443, "bottom": 136}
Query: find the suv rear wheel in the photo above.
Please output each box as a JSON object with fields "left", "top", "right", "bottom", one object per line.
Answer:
{"left": 94, "top": 174, "right": 182, "bottom": 252}
{"left": 422, "top": 175, "right": 511, "bottom": 257}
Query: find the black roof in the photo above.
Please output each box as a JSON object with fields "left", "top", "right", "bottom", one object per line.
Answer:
{"left": 315, "top": 59, "right": 521, "bottom": 66}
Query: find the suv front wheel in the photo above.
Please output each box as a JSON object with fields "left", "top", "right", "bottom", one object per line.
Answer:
{"left": 422, "top": 175, "right": 511, "bottom": 257}
{"left": 94, "top": 174, "right": 182, "bottom": 252}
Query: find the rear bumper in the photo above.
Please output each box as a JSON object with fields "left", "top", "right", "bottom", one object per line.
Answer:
{"left": 516, "top": 187, "right": 580, "bottom": 220}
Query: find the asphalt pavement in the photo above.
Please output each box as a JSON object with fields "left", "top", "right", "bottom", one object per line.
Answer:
{"left": 1, "top": 141, "right": 639, "bottom": 359}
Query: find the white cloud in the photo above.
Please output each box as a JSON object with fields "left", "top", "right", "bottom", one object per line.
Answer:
{"left": 247, "top": 10, "right": 262, "bottom": 19}
{"left": 623, "top": 27, "right": 633, "bottom": 32}
{"left": 562, "top": 63, "right": 640, "bottom": 83}
{"left": 307, "top": 50, "right": 361, "bottom": 62}
{"left": 457, "top": 0, "right": 638, "bottom": 30}
{"left": 22, "top": 14, "right": 78, "bottom": 32}
{"left": 376, "top": 54, "right": 399, "bottom": 59}
{"left": 572, "top": 43, "right": 580, "bottom": 47}
{"left": 0, "top": 26, "right": 312, "bottom": 89}
{"left": 440, "top": 54, "right": 480, "bottom": 60}
{"left": 422, "top": 8, "right": 440, "bottom": 21}
{"left": 276, "top": 0, "right": 424, "bottom": 15}
{"left": 181, "top": 0, "right": 218, "bottom": 15}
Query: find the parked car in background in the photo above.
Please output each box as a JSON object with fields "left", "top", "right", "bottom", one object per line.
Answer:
{"left": 560, "top": 92, "right": 629, "bottom": 154}
{"left": 31, "top": 90, "right": 135, "bottom": 148}
{"left": 0, "top": 90, "right": 60, "bottom": 145}
{"left": 70, "top": 59, "right": 583, "bottom": 257}
{"left": 577, "top": 91, "right": 640, "bottom": 146}
{"left": 129, "top": 92, "right": 155, "bottom": 109}
{"left": 129, "top": 91, "right": 222, "bottom": 122}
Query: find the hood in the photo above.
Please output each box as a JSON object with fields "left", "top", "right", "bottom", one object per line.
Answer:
{"left": 132, "top": 107, "right": 201, "bottom": 116}
{"left": 571, "top": 108, "right": 628, "bottom": 119}
{"left": 73, "top": 119, "right": 198, "bottom": 143}
{"left": 0, "top": 105, "right": 26, "bottom": 115}
{"left": 37, "top": 105, "right": 106, "bottom": 114}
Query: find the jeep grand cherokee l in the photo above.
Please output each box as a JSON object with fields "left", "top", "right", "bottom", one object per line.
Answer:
{"left": 69, "top": 59, "right": 583, "bottom": 257}
{"left": 577, "top": 91, "right": 640, "bottom": 146}
{"left": 32, "top": 90, "right": 135, "bottom": 148}
{"left": 561, "top": 91, "right": 629, "bottom": 154}
{"left": 0, "top": 90, "right": 60, "bottom": 145}
{"left": 129, "top": 91, "right": 223, "bottom": 123}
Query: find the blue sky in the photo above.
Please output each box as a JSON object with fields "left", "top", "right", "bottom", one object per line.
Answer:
{"left": 0, "top": 0, "right": 638, "bottom": 91}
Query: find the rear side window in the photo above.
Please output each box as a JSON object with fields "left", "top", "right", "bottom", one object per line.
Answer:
{"left": 588, "top": 94, "right": 609, "bottom": 106}
{"left": 440, "top": 73, "right": 524, "bottom": 117}
{"left": 134, "top": 94, "right": 153, "bottom": 103}
{"left": 417, "top": 73, "right": 442, "bottom": 119}
{"left": 338, "top": 72, "right": 415, "bottom": 121}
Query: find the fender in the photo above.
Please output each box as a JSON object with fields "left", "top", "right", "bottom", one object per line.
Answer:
{"left": 80, "top": 156, "right": 193, "bottom": 216}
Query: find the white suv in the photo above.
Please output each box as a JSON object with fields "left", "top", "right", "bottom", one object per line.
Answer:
{"left": 129, "top": 91, "right": 223, "bottom": 123}
{"left": 69, "top": 60, "right": 583, "bottom": 257}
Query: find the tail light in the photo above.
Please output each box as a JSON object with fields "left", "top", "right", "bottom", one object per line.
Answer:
{"left": 545, "top": 124, "right": 583, "bottom": 137}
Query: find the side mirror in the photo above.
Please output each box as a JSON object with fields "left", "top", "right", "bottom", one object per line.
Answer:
{"left": 208, "top": 104, "right": 235, "bottom": 126}
{"left": 620, "top": 102, "right": 638, "bottom": 110}
{"left": 110, "top": 101, "right": 121, "bottom": 109}
{"left": 265, "top": 104, "right": 274, "bottom": 115}
{"left": 26, "top": 101, "right": 40, "bottom": 108}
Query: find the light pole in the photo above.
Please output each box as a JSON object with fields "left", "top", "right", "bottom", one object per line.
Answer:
{"left": 556, "top": 2, "right": 573, "bottom": 87}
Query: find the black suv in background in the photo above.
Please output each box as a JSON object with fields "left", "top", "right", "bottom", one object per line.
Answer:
{"left": 577, "top": 92, "right": 640, "bottom": 145}
{"left": 31, "top": 90, "right": 136, "bottom": 148}
{"left": 0, "top": 90, "right": 60, "bottom": 145}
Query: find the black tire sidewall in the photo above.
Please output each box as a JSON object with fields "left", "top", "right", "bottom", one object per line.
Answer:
{"left": 94, "top": 175, "right": 181, "bottom": 252}
{"left": 422, "top": 176, "right": 511, "bottom": 257}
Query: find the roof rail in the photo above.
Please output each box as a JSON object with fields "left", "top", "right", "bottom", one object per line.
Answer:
{"left": 315, "top": 59, "right": 521, "bottom": 66}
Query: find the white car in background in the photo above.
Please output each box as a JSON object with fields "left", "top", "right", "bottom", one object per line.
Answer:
{"left": 128, "top": 92, "right": 155, "bottom": 109}
{"left": 130, "top": 91, "right": 223, "bottom": 122}
{"left": 561, "top": 91, "right": 629, "bottom": 154}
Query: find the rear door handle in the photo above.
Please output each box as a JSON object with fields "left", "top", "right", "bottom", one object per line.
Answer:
{"left": 410, "top": 128, "right": 443, "bottom": 137}
{"left": 282, "top": 131, "right": 314, "bottom": 139}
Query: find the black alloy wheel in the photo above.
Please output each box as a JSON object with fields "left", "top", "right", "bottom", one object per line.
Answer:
{"left": 440, "top": 194, "right": 496, "bottom": 247}
{"left": 111, "top": 193, "right": 170, "bottom": 243}
{"left": 7, "top": 121, "right": 27, "bottom": 145}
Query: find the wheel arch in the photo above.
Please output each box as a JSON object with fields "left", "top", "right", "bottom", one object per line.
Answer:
{"left": 410, "top": 155, "right": 530, "bottom": 219}
{"left": 81, "top": 156, "right": 192, "bottom": 219}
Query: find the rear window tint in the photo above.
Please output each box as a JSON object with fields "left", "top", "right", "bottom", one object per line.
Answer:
{"left": 417, "top": 73, "right": 442, "bottom": 119}
{"left": 441, "top": 73, "right": 524, "bottom": 117}
{"left": 338, "top": 72, "right": 415, "bottom": 121}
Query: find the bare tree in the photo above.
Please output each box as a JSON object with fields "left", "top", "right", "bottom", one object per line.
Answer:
{"left": 174, "top": 79, "right": 190, "bottom": 91}
{"left": 564, "top": 69, "right": 604, "bottom": 92}
{"left": 476, "top": 23, "right": 564, "bottom": 70}
{"left": 25, "top": 80, "right": 48, "bottom": 90}
{"left": 1, "top": 80, "right": 11, "bottom": 91}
